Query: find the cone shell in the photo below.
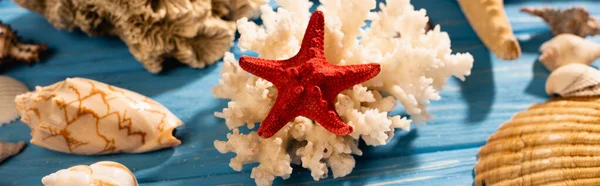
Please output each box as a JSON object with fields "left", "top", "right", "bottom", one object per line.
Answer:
{"left": 42, "top": 161, "right": 138, "bottom": 186}
{"left": 546, "top": 63, "right": 600, "bottom": 97}
{"left": 15, "top": 77, "right": 183, "bottom": 155}
{"left": 0, "top": 76, "right": 29, "bottom": 126}
{"left": 0, "top": 141, "right": 25, "bottom": 163}
{"left": 475, "top": 96, "right": 600, "bottom": 186}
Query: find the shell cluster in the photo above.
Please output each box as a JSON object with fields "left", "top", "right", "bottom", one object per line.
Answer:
{"left": 0, "top": 76, "right": 29, "bottom": 126}
{"left": 15, "top": 77, "right": 183, "bottom": 155}
{"left": 13, "top": 0, "right": 266, "bottom": 73}
{"left": 42, "top": 161, "right": 138, "bottom": 186}
{"left": 475, "top": 96, "right": 600, "bottom": 186}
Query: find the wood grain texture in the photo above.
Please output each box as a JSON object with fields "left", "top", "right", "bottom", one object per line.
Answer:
{"left": 0, "top": 0, "right": 599, "bottom": 185}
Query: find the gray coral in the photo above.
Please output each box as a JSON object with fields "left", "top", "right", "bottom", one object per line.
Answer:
{"left": 14, "top": 0, "right": 266, "bottom": 73}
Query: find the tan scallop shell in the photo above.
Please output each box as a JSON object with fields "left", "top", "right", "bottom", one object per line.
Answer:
{"left": 475, "top": 96, "right": 600, "bottom": 186}
{"left": 0, "top": 76, "right": 29, "bottom": 126}
{"left": 15, "top": 77, "right": 183, "bottom": 155}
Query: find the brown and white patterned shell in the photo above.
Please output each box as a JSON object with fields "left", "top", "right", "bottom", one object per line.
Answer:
{"left": 14, "top": 77, "right": 183, "bottom": 155}
{"left": 475, "top": 96, "right": 600, "bottom": 186}
{"left": 0, "top": 21, "right": 47, "bottom": 65}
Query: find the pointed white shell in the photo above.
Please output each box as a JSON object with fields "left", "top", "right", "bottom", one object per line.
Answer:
{"left": 0, "top": 76, "right": 29, "bottom": 126}
{"left": 15, "top": 77, "right": 183, "bottom": 155}
{"left": 546, "top": 63, "right": 600, "bottom": 97}
{"left": 0, "top": 141, "right": 25, "bottom": 163}
{"left": 42, "top": 161, "right": 138, "bottom": 186}
{"left": 538, "top": 34, "right": 600, "bottom": 71}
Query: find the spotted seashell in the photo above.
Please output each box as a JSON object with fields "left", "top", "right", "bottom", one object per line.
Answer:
{"left": 0, "top": 76, "right": 29, "bottom": 126}
{"left": 0, "top": 141, "right": 25, "bottom": 163}
{"left": 42, "top": 161, "right": 138, "bottom": 186}
{"left": 474, "top": 96, "right": 600, "bottom": 186}
{"left": 14, "top": 77, "right": 183, "bottom": 155}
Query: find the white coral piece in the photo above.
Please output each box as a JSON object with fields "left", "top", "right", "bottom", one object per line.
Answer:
{"left": 213, "top": 0, "right": 474, "bottom": 185}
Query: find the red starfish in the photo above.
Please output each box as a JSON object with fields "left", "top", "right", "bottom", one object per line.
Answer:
{"left": 239, "top": 10, "right": 381, "bottom": 138}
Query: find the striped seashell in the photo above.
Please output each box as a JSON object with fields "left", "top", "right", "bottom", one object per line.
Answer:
{"left": 0, "top": 141, "right": 25, "bottom": 163}
{"left": 474, "top": 96, "right": 600, "bottom": 186}
{"left": 546, "top": 63, "right": 600, "bottom": 97}
{"left": 0, "top": 76, "right": 29, "bottom": 126}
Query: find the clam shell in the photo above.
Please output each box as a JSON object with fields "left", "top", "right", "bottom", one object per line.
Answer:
{"left": 475, "top": 96, "right": 600, "bottom": 186}
{"left": 42, "top": 161, "right": 138, "bottom": 186}
{"left": 0, "top": 76, "right": 29, "bottom": 126}
{"left": 546, "top": 64, "right": 600, "bottom": 97}
{"left": 15, "top": 77, "right": 183, "bottom": 155}
{"left": 0, "top": 141, "right": 25, "bottom": 163}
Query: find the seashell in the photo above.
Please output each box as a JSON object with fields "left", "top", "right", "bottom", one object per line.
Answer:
{"left": 546, "top": 63, "right": 600, "bottom": 97}
{"left": 474, "top": 96, "right": 600, "bottom": 186}
{"left": 0, "top": 76, "right": 29, "bottom": 126}
{"left": 0, "top": 141, "right": 25, "bottom": 163}
{"left": 42, "top": 161, "right": 138, "bottom": 186}
{"left": 457, "top": 0, "right": 521, "bottom": 60}
{"left": 538, "top": 34, "right": 600, "bottom": 71}
{"left": 521, "top": 7, "right": 600, "bottom": 37}
{"left": 15, "top": 77, "right": 183, "bottom": 155}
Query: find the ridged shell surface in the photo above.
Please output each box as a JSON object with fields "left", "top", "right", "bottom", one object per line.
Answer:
{"left": 15, "top": 77, "right": 183, "bottom": 155}
{"left": 0, "top": 76, "right": 29, "bottom": 126}
{"left": 475, "top": 96, "right": 600, "bottom": 186}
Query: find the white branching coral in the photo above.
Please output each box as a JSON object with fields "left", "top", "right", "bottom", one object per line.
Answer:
{"left": 212, "top": 0, "right": 474, "bottom": 185}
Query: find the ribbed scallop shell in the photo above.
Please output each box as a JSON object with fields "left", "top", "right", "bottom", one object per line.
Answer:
{"left": 475, "top": 96, "right": 600, "bottom": 186}
{"left": 0, "top": 76, "right": 29, "bottom": 126}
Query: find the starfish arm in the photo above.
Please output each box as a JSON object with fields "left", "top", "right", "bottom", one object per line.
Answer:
{"left": 321, "top": 63, "right": 381, "bottom": 100}
{"left": 257, "top": 88, "right": 303, "bottom": 138}
{"left": 238, "top": 56, "right": 285, "bottom": 83}
{"left": 298, "top": 10, "right": 326, "bottom": 57}
{"left": 306, "top": 106, "right": 353, "bottom": 136}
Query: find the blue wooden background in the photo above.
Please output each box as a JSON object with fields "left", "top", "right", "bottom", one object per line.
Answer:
{"left": 1, "top": 0, "right": 599, "bottom": 185}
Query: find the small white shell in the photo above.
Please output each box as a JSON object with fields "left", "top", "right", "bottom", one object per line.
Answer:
{"left": 546, "top": 63, "right": 600, "bottom": 97}
{"left": 538, "top": 34, "right": 600, "bottom": 71}
{"left": 0, "top": 76, "right": 29, "bottom": 126}
{"left": 42, "top": 161, "right": 138, "bottom": 186}
{"left": 15, "top": 77, "right": 183, "bottom": 155}
{"left": 0, "top": 141, "right": 25, "bottom": 163}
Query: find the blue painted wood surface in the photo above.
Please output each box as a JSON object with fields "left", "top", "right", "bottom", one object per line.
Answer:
{"left": 1, "top": 0, "right": 600, "bottom": 185}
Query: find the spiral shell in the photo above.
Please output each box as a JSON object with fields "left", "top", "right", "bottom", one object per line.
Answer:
{"left": 474, "top": 96, "right": 600, "bottom": 186}
{"left": 0, "top": 76, "right": 29, "bottom": 126}
{"left": 15, "top": 77, "right": 183, "bottom": 155}
{"left": 42, "top": 161, "right": 138, "bottom": 186}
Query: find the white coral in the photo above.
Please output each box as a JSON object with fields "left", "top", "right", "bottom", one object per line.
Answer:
{"left": 213, "top": 0, "right": 474, "bottom": 185}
